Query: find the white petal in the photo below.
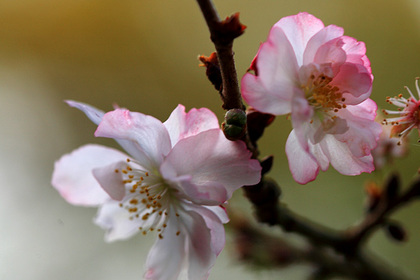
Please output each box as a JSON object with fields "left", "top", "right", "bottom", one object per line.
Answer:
{"left": 309, "top": 142, "right": 329, "bottom": 171}
{"left": 92, "top": 161, "right": 127, "bottom": 201}
{"left": 144, "top": 211, "right": 185, "bottom": 280}
{"left": 94, "top": 201, "right": 140, "bottom": 242}
{"left": 182, "top": 210, "right": 216, "bottom": 280}
{"left": 185, "top": 204, "right": 227, "bottom": 256}
{"left": 52, "top": 144, "right": 128, "bottom": 206}
{"left": 65, "top": 100, "right": 104, "bottom": 125}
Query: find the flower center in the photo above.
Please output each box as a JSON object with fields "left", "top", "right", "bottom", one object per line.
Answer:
{"left": 115, "top": 158, "right": 181, "bottom": 239}
{"left": 304, "top": 73, "right": 346, "bottom": 113}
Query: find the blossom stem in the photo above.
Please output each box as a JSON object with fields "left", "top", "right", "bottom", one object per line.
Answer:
{"left": 230, "top": 215, "right": 406, "bottom": 280}
{"left": 195, "top": 0, "right": 244, "bottom": 111}
{"left": 245, "top": 177, "right": 413, "bottom": 279}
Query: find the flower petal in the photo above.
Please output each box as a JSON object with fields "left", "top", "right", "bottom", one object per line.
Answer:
{"left": 241, "top": 26, "right": 299, "bottom": 115}
{"left": 168, "top": 176, "right": 228, "bottom": 206}
{"left": 275, "top": 12, "right": 325, "bottom": 66}
{"left": 52, "top": 144, "right": 128, "bottom": 206}
{"left": 303, "top": 25, "right": 344, "bottom": 65}
{"left": 290, "top": 89, "right": 313, "bottom": 150}
{"left": 144, "top": 210, "right": 186, "bottom": 280}
{"left": 92, "top": 161, "right": 127, "bottom": 201}
{"left": 335, "top": 99, "right": 381, "bottom": 157}
{"left": 160, "top": 129, "right": 261, "bottom": 204}
{"left": 309, "top": 141, "right": 329, "bottom": 171}
{"left": 185, "top": 204, "right": 227, "bottom": 256}
{"left": 286, "top": 130, "right": 320, "bottom": 184}
{"left": 320, "top": 134, "right": 375, "bottom": 175}
{"left": 332, "top": 62, "right": 373, "bottom": 105}
{"left": 183, "top": 210, "right": 216, "bottom": 280}
{"left": 95, "top": 109, "right": 172, "bottom": 169}
{"left": 94, "top": 201, "right": 140, "bottom": 242}
{"left": 341, "top": 36, "right": 372, "bottom": 76}
{"left": 163, "top": 104, "right": 219, "bottom": 146}
{"left": 65, "top": 100, "right": 104, "bottom": 125}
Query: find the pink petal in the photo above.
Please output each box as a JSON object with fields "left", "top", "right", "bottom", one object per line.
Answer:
{"left": 320, "top": 134, "right": 375, "bottom": 175}
{"left": 274, "top": 12, "right": 325, "bottom": 66}
{"left": 52, "top": 144, "right": 128, "bottom": 206}
{"left": 290, "top": 89, "right": 313, "bottom": 151}
{"left": 65, "top": 100, "right": 104, "bottom": 125}
{"left": 304, "top": 25, "right": 344, "bottom": 65}
{"left": 163, "top": 104, "right": 219, "bottom": 146}
{"left": 160, "top": 129, "right": 261, "bottom": 204}
{"left": 144, "top": 211, "right": 186, "bottom": 280}
{"left": 341, "top": 36, "right": 372, "bottom": 75}
{"left": 335, "top": 99, "right": 381, "bottom": 157}
{"left": 286, "top": 131, "right": 320, "bottom": 184}
{"left": 331, "top": 62, "right": 372, "bottom": 105}
{"left": 312, "top": 38, "right": 347, "bottom": 75}
{"left": 95, "top": 109, "right": 172, "bottom": 169}
{"left": 241, "top": 26, "right": 299, "bottom": 115}
{"left": 94, "top": 201, "right": 141, "bottom": 242}
{"left": 92, "top": 161, "right": 127, "bottom": 201}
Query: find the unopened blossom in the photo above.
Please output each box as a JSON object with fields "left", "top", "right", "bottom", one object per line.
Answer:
{"left": 382, "top": 77, "right": 420, "bottom": 145}
{"left": 241, "top": 12, "right": 381, "bottom": 184}
{"left": 52, "top": 101, "right": 261, "bottom": 280}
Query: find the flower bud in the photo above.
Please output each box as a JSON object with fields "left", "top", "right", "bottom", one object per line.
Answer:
{"left": 222, "top": 109, "right": 247, "bottom": 140}
{"left": 383, "top": 221, "right": 407, "bottom": 242}
{"left": 384, "top": 174, "right": 400, "bottom": 202}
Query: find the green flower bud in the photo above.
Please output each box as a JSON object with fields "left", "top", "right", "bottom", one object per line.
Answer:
{"left": 222, "top": 109, "right": 247, "bottom": 140}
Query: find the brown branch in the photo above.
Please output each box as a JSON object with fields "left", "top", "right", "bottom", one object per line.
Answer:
{"left": 196, "top": 0, "right": 245, "bottom": 111}
{"left": 342, "top": 175, "right": 420, "bottom": 252}
{"left": 230, "top": 215, "right": 407, "bottom": 280}
{"left": 245, "top": 176, "right": 414, "bottom": 279}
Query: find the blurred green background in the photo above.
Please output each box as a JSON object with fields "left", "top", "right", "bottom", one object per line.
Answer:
{"left": 1, "top": 0, "right": 419, "bottom": 279}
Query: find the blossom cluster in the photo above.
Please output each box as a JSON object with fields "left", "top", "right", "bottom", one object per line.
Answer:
{"left": 52, "top": 12, "right": 392, "bottom": 280}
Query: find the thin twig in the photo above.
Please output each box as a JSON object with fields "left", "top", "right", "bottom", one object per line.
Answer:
{"left": 196, "top": 0, "right": 244, "bottom": 111}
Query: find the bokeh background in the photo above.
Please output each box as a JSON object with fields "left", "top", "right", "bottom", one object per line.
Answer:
{"left": 1, "top": 0, "right": 419, "bottom": 279}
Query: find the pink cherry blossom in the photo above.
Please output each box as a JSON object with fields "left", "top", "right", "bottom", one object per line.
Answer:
{"left": 241, "top": 12, "right": 381, "bottom": 184}
{"left": 382, "top": 77, "right": 420, "bottom": 145}
{"left": 52, "top": 101, "right": 261, "bottom": 280}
